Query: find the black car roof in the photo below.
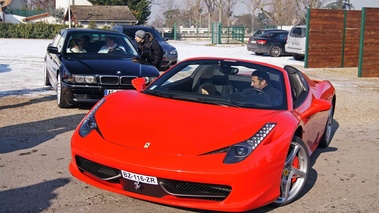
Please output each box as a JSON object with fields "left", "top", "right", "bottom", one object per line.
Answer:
{"left": 61, "top": 28, "right": 125, "bottom": 36}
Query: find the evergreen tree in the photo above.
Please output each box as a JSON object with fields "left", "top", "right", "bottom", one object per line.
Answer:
{"left": 87, "top": 0, "right": 151, "bottom": 24}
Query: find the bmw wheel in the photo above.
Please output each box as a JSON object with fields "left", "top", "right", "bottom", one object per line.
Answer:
{"left": 273, "top": 136, "right": 310, "bottom": 206}
{"left": 318, "top": 101, "right": 335, "bottom": 148}
{"left": 270, "top": 46, "right": 282, "bottom": 57}
{"left": 57, "top": 75, "right": 72, "bottom": 108}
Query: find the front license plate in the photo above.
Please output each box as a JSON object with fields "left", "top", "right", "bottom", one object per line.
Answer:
{"left": 104, "top": 89, "right": 123, "bottom": 96}
{"left": 121, "top": 170, "right": 158, "bottom": 185}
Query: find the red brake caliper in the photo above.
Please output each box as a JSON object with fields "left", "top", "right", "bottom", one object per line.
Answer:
{"left": 292, "top": 156, "right": 300, "bottom": 183}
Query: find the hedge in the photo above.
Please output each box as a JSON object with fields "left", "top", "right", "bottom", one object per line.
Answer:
{"left": 0, "top": 22, "right": 68, "bottom": 39}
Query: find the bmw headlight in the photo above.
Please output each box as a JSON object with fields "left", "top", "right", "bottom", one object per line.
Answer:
{"left": 224, "top": 123, "right": 276, "bottom": 164}
{"left": 169, "top": 49, "right": 177, "bottom": 55}
{"left": 73, "top": 75, "right": 97, "bottom": 84}
{"left": 79, "top": 98, "right": 106, "bottom": 137}
{"left": 144, "top": 77, "right": 157, "bottom": 85}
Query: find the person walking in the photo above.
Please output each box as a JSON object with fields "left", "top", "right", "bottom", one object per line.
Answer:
{"left": 134, "top": 30, "right": 163, "bottom": 70}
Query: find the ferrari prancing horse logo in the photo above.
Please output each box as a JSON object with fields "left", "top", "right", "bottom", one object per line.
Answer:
{"left": 144, "top": 142, "right": 151, "bottom": 148}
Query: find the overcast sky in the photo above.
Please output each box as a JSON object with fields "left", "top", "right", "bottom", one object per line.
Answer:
{"left": 148, "top": 0, "right": 379, "bottom": 24}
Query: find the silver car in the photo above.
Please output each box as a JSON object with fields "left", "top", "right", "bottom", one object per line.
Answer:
{"left": 285, "top": 25, "right": 306, "bottom": 61}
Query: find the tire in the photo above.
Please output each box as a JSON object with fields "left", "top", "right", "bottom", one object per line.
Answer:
{"left": 273, "top": 136, "right": 310, "bottom": 206}
{"left": 270, "top": 45, "right": 282, "bottom": 57}
{"left": 57, "top": 75, "right": 72, "bottom": 108}
{"left": 318, "top": 101, "right": 335, "bottom": 148}
{"left": 43, "top": 62, "right": 51, "bottom": 86}
{"left": 293, "top": 54, "right": 305, "bottom": 61}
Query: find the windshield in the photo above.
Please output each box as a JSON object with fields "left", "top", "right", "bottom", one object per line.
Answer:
{"left": 65, "top": 33, "right": 139, "bottom": 57}
{"left": 144, "top": 59, "right": 287, "bottom": 110}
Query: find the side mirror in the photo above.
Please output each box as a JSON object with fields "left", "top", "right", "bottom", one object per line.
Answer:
{"left": 132, "top": 78, "right": 147, "bottom": 92}
{"left": 301, "top": 99, "right": 331, "bottom": 119}
{"left": 47, "top": 46, "right": 59, "bottom": 54}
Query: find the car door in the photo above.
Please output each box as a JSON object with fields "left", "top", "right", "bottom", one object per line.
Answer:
{"left": 285, "top": 66, "right": 328, "bottom": 151}
{"left": 46, "top": 32, "right": 66, "bottom": 89}
{"left": 274, "top": 33, "right": 289, "bottom": 52}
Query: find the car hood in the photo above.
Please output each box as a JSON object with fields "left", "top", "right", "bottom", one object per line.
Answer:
{"left": 61, "top": 56, "right": 158, "bottom": 76}
{"left": 158, "top": 41, "right": 176, "bottom": 53}
{"left": 95, "top": 91, "right": 280, "bottom": 156}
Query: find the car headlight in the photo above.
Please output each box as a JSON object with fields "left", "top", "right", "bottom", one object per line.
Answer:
{"left": 79, "top": 98, "right": 106, "bottom": 137}
{"left": 72, "top": 75, "right": 97, "bottom": 84}
{"left": 169, "top": 49, "right": 177, "bottom": 55}
{"left": 223, "top": 123, "right": 276, "bottom": 164}
{"left": 144, "top": 77, "right": 157, "bottom": 85}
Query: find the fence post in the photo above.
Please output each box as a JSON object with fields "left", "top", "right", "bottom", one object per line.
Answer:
{"left": 358, "top": 8, "right": 366, "bottom": 77}
{"left": 304, "top": 8, "right": 310, "bottom": 68}
{"left": 173, "top": 22, "right": 177, "bottom": 40}
{"left": 341, "top": 10, "right": 347, "bottom": 67}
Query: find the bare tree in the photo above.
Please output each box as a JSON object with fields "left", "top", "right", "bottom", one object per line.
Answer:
{"left": 159, "top": 0, "right": 180, "bottom": 28}
{"left": 257, "top": 0, "right": 297, "bottom": 27}
{"left": 203, "top": 0, "right": 217, "bottom": 33}
{"left": 224, "top": 0, "right": 238, "bottom": 26}
{"left": 293, "top": 0, "right": 333, "bottom": 22}
{"left": 240, "top": 0, "right": 263, "bottom": 32}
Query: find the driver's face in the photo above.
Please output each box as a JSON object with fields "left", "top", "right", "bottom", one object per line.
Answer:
{"left": 251, "top": 76, "right": 265, "bottom": 90}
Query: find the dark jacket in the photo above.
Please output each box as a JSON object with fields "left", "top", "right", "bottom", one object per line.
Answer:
{"left": 136, "top": 32, "right": 163, "bottom": 70}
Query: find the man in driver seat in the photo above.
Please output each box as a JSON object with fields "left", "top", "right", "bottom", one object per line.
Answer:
{"left": 251, "top": 71, "right": 282, "bottom": 105}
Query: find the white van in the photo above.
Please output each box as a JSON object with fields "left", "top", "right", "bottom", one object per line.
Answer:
{"left": 285, "top": 25, "right": 306, "bottom": 61}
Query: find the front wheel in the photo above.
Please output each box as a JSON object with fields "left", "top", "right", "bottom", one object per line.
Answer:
{"left": 270, "top": 46, "right": 282, "bottom": 57}
{"left": 57, "top": 75, "right": 73, "bottom": 108}
{"left": 273, "top": 136, "right": 310, "bottom": 206}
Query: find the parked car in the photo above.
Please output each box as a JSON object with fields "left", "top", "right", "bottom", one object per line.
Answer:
{"left": 251, "top": 28, "right": 287, "bottom": 38}
{"left": 247, "top": 29, "right": 290, "bottom": 57}
{"left": 285, "top": 25, "right": 307, "bottom": 60}
{"left": 112, "top": 25, "right": 178, "bottom": 70}
{"left": 44, "top": 28, "right": 160, "bottom": 108}
{"left": 69, "top": 57, "right": 336, "bottom": 212}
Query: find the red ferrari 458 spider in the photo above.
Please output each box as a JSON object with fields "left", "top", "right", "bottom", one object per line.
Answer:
{"left": 69, "top": 57, "right": 336, "bottom": 212}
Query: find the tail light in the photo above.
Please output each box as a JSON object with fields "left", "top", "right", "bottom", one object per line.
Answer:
{"left": 257, "top": 40, "right": 267, "bottom": 45}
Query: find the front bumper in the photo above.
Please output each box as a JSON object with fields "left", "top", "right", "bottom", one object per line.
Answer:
{"left": 160, "top": 54, "right": 178, "bottom": 70}
{"left": 69, "top": 131, "right": 287, "bottom": 212}
{"left": 62, "top": 81, "right": 134, "bottom": 104}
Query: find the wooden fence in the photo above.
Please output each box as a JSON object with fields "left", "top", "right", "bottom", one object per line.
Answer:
{"left": 305, "top": 8, "right": 379, "bottom": 77}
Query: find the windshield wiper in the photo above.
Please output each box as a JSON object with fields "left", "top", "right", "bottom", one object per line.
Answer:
{"left": 196, "top": 97, "right": 240, "bottom": 107}
{"left": 144, "top": 90, "right": 173, "bottom": 98}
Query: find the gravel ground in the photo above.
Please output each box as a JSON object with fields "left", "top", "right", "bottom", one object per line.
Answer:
{"left": 0, "top": 40, "right": 379, "bottom": 212}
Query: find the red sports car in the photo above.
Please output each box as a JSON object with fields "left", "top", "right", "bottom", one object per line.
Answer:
{"left": 69, "top": 57, "right": 336, "bottom": 212}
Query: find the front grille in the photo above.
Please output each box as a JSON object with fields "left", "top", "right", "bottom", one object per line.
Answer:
{"left": 99, "top": 75, "right": 136, "bottom": 86}
{"left": 160, "top": 179, "right": 231, "bottom": 200}
{"left": 76, "top": 156, "right": 121, "bottom": 180}
{"left": 75, "top": 156, "right": 232, "bottom": 201}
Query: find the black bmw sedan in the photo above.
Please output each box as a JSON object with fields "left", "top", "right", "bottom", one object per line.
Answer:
{"left": 44, "top": 28, "right": 160, "bottom": 108}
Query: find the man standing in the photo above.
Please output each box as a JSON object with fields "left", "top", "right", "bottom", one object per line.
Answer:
{"left": 135, "top": 30, "right": 163, "bottom": 70}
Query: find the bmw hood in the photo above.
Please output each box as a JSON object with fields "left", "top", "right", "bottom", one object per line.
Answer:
{"left": 94, "top": 91, "right": 280, "bottom": 155}
{"left": 61, "top": 56, "right": 158, "bottom": 76}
